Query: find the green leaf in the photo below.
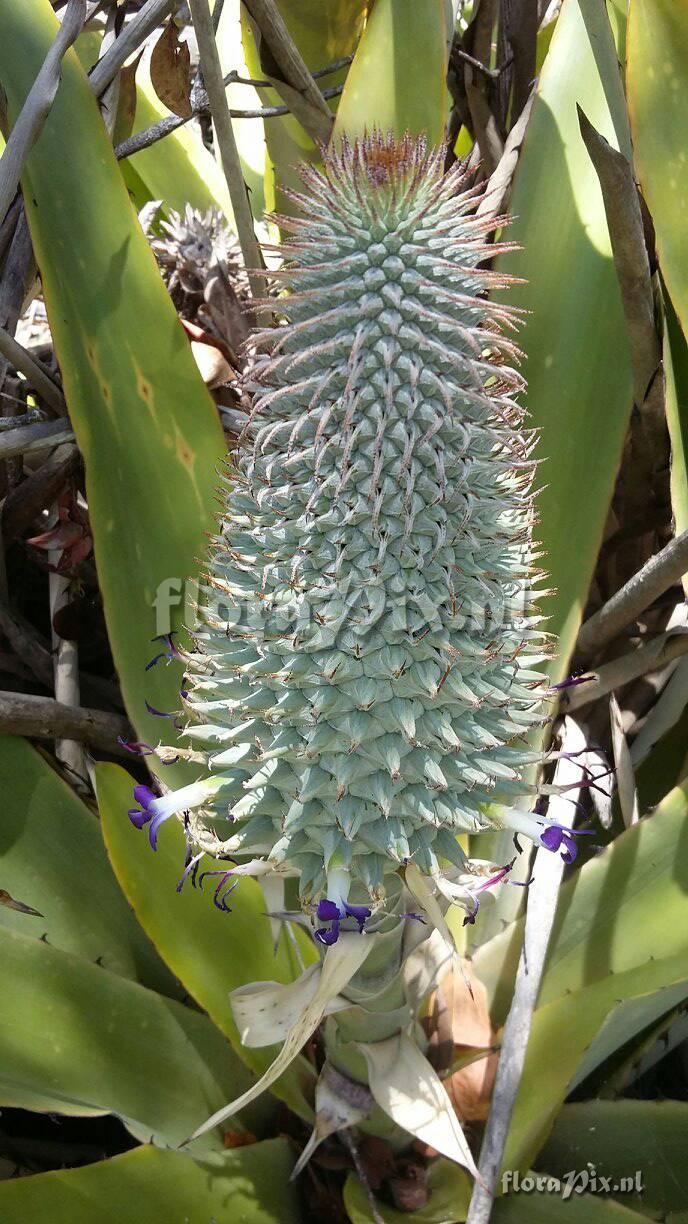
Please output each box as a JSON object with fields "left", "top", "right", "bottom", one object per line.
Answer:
{"left": 332, "top": 0, "right": 448, "bottom": 145}
{"left": 502, "top": 950, "right": 688, "bottom": 1171}
{"left": 665, "top": 289, "right": 688, "bottom": 546}
{"left": 0, "top": 1140, "right": 300, "bottom": 1224}
{"left": 0, "top": 737, "right": 177, "bottom": 996}
{"left": 0, "top": 927, "right": 270, "bottom": 1146}
{"left": 76, "top": 31, "right": 235, "bottom": 217}
{"left": 501, "top": 0, "right": 633, "bottom": 676}
{"left": 492, "top": 1183, "right": 652, "bottom": 1222}
{"left": 538, "top": 1100, "right": 688, "bottom": 1218}
{"left": 475, "top": 781, "right": 688, "bottom": 1020}
{"left": 344, "top": 1158, "right": 471, "bottom": 1224}
{"left": 0, "top": 0, "right": 225, "bottom": 770}
{"left": 628, "top": 0, "right": 688, "bottom": 339}
{"left": 568, "top": 977, "right": 688, "bottom": 1092}
{"left": 96, "top": 762, "right": 316, "bottom": 1122}
{"left": 240, "top": 0, "right": 367, "bottom": 212}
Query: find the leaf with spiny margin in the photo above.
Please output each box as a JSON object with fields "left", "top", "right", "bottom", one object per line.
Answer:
{"left": 538, "top": 1100, "right": 688, "bottom": 1217}
{"left": 0, "top": 0, "right": 225, "bottom": 776}
{"left": 96, "top": 761, "right": 317, "bottom": 1122}
{"left": 500, "top": 0, "right": 633, "bottom": 677}
{"left": 0, "top": 737, "right": 178, "bottom": 997}
{"left": 568, "top": 979, "right": 688, "bottom": 1093}
{"left": 501, "top": 951, "right": 688, "bottom": 1173}
{"left": 0, "top": 927, "right": 271, "bottom": 1145}
{"left": 0, "top": 1141, "right": 299, "bottom": 1224}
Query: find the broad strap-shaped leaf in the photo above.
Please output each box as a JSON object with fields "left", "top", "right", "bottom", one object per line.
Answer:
{"left": 0, "top": 1141, "right": 299, "bottom": 1224}
{"left": 492, "top": 1185, "right": 651, "bottom": 1222}
{"left": 333, "top": 0, "right": 448, "bottom": 145}
{"left": 0, "top": 927, "right": 271, "bottom": 1146}
{"left": 568, "top": 977, "right": 688, "bottom": 1091}
{"left": 628, "top": 0, "right": 688, "bottom": 338}
{"left": 501, "top": 0, "right": 633, "bottom": 676}
{"left": 0, "top": 737, "right": 177, "bottom": 997}
{"left": 96, "top": 761, "right": 316, "bottom": 1120}
{"left": 501, "top": 950, "right": 688, "bottom": 1171}
{"left": 475, "top": 780, "right": 688, "bottom": 1020}
{"left": 538, "top": 1100, "right": 688, "bottom": 1217}
{"left": 665, "top": 291, "right": 688, "bottom": 542}
{"left": 0, "top": 0, "right": 225, "bottom": 770}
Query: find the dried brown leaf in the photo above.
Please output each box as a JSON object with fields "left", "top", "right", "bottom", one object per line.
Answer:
{"left": 150, "top": 21, "right": 192, "bottom": 119}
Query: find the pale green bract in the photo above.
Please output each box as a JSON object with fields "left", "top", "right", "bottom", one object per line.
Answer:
{"left": 137, "top": 134, "right": 561, "bottom": 922}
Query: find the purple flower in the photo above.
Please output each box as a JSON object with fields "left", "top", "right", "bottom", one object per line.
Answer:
{"left": 540, "top": 823, "right": 595, "bottom": 864}
{"left": 118, "top": 737, "right": 155, "bottom": 756}
{"left": 198, "top": 869, "right": 238, "bottom": 913}
{"left": 551, "top": 671, "right": 595, "bottom": 692}
{"left": 462, "top": 860, "right": 532, "bottom": 926}
{"left": 127, "top": 784, "right": 156, "bottom": 829}
{"left": 145, "top": 632, "right": 180, "bottom": 671}
{"left": 127, "top": 779, "right": 214, "bottom": 850}
{"left": 314, "top": 897, "right": 372, "bottom": 945}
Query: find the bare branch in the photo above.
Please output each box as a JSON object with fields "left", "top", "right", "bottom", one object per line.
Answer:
{"left": 188, "top": 0, "right": 265, "bottom": 312}
{"left": 114, "top": 84, "right": 344, "bottom": 161}
{"left": 241, "top": 0, "right": 334, "bottom": 144}
{"left": 466, "top": 719, "right": 588, "bottom": 1223}
{"left": 566, "top": 632, "right": 688, "bottom": 712}
{"left": 0, "top": 690, "right": 131, "bottom": 752}
{"left": 0, "top": 0, "right": 86, "bottom": 226}
{"left": 0, "top": 418, "right": 74, "bottom": 461}
{"left": 0, "top": 326, "right": 66, "bottom": 415}
{"left": 2, "top": 445, "right": 79, "bottom": 545}
{"left": 578, "top": 529, "right": 688, "bottom": 655}
{"left": 88, "top": 0, "right": 178, "bottom": 97}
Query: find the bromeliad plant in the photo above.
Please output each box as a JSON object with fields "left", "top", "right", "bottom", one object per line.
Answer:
{"left": 2, "top": 1, "right": 688, "bottom": 1222}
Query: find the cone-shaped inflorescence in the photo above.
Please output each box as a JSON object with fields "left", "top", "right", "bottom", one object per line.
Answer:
{"left": 131, "top": 135, "right": 581, "bottom": 932}
{"left": 143, "top": 203, "right": 250, "bottom": 364}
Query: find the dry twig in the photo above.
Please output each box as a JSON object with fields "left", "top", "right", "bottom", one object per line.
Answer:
{"left": 0, "top": 327, "right": 65, "bottom": 414}
{"left": 188, "top": 0, "right": 265, "bottom": 311}
{"left": 578, "top": 529, "right": 688, "bottom": 655}
{"left": 0, "top": 690, "right": 131, "bottom": 752}
{"left": 241, "top": 0, "right": 334, "bottom": 144}
{"left": 88, "top": 0, "right": 178, "bottom": 97}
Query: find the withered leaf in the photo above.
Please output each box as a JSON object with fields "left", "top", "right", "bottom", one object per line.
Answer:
{"left": 150, "top": 21, "right": 192, "bottom": 119}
